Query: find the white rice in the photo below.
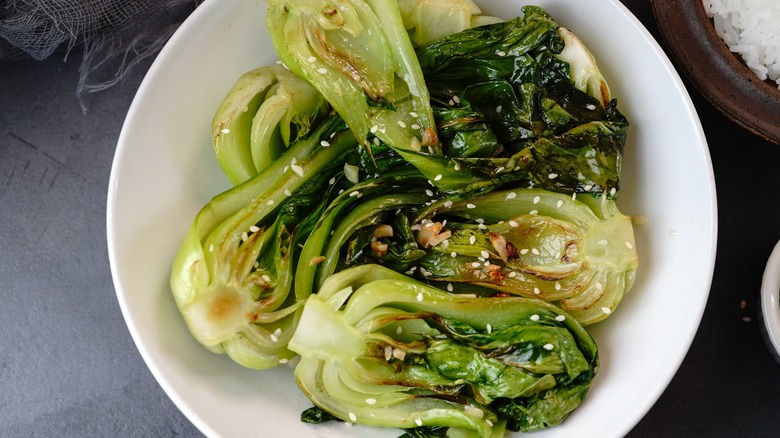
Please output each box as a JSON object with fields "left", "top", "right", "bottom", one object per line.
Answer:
{"left": 703, "top": 0, "right": 780, "bottom": 88}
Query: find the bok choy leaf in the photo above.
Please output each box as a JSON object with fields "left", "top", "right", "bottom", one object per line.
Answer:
{"left": 288, "top": 264, "right": 598, "bottom": 437}
{"left": 169, "top": 116, "right": 357, "bottom": 368}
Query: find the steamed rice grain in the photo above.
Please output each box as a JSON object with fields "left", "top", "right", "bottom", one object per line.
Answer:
{"left": 703, "top": 0, "right": 780, "bottom": 88}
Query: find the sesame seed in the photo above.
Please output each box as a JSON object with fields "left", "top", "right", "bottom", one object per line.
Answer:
{"left": 496, "top": 50, "right": 507, "bottom": 56}
{"left": 279, "top": 358, "right": 289, "bottom": 364}
{"left": 317, "top": 68, "right": 327, "bottom": 74}
{"left": 415, "top": 419, "right": 423, "bottom": 427}
{"left": 625, "top": 241, "right": 634, "bottom": 249}
{"left": 586, "top": 104, "right": 597, "bottom": 110}
{"left": 471, "top": 262, "right": 481, "bottom": 268}
{"left": 478, "top": 224, "right": 487, "bottom": 230}
{"left": 509, "top": 220, "right": 519, "bottom": 227}
{"left": 208, "top": 244, "right": 214, "bottom": 252}
{"left": 572, "top": 192, "right": 577, "bottom": 201}
{"left": 416, "top": 293, "right": 424, "bottom": 302}
{"left": 548, "top": 173, "right": 558, "bottom": 179}
{"left": 410, "top": 111, "right": 419, "bottom": 118}
{"left": 328, "top": 177, "right": 336, "bottom": 185}
{"left": 533, "top": 196, "right": 541, "bottom": 204}
{"left": 480, "top": 250, "right": 490, "bottom": 259}
{"left": 486, "top": 324, "right": 492, "bottom": 334}
{"left": 601, "top": 307, "right": 612, "bottom": 314}
{"left": 221, "top": 128, "right": 230, "bottom": 134}
{"left": 450, "top": 251, "right": 457, "bottom": 258}
{"left": 267, "top": 200, "right": 275, "bottom": 206}
{"left": 595, "top": 282, "right": 603, "bottom": 291}
{"left": 448, "top": 99, "right": 455, "bottom": 106}
{"left": 466, "top": 203, "right": 476, "bottom": 209}
{"left": 320, "top": 140, "right": 330, "bottom": 147}
{"left": 556, "top": 200, "right": 563, "bottom": 208}
{"left": 425, "top": 189, "right": 434, "bottom": 196}
{"left": 249, "top": 225, "right": 260, "bottom": 233}
{"left": 555, "top": 314, "right": 566, "bottom": 322}
{"left": 508, "top": 271, "right": 517, "bottom": 278}
{"left": 396, "top": 326, "right": 403, "bottom": 334}
{"left": 534, "top": 287, "right": 540, "bottom": 294}
{"left": 583, "top": 184, "right": 593, "bottom": 191}
{"left": 496, "top": 105, "right": 502, "bottom": 113}
{"left": 598, "top": 239, "right": 608, "bottom": 246}
{"left": 506, "top": 192, "right": 517, "bottom": 199}
{"left": 610, "top": 187, "right": 617, "bottom": 197}
{"left": 270, "top": 334, "right": 278, "bottom": 342}
{"left": 411, "top": 123, "right": 421, "bottom": 130}
{"left": 555, "top": 281, "right": 561, "bottom": 291}
{"left": 307, "top": 56, "right": 316, "bottom": 63}
{"left": 262, "top": 274, "right": 271, "bottom": 282}
{"left": 284, "top": 189, "right": 292, "bottom": 197}
{"left": 529, "top": 210, "right": 538, "bottom": 215}
{"left": 444, "top": 200, "right": 454, "bottom": 208}
{"left": 520, "top": 248, "right": 529, "bottom": 255}
{"left": 366, "top": 398, "right": 377, "bottom": 405}
{"left": 398, "top": 120, "right": 407, "bottom": 128}
{"left": 434, "top": 174, "right": 443, "bottom": 181}
{"left": 531, "top": 248, "right": 540, "bottom": 255}
{"left": 469, "top": 235, "right": 476, "bottom": 245}
{"left": 241, "top": 232, "right": 248, "bottom": 242}
{"left": 370, "top": 125, "right": 379, "bottom": 133}
{"left": 290, "top": 164, "right": 304, "bottom": 177}
{"left": 349, "top": 190, "right": 360, "bottom": 197}
{"left": 349, "top": 412, "right": 357, "bottom": 422}
{"left": 543, "top": 343, "right": 554, "bottom": 350}
{"left": 486, "top": 419, "right": 494, "bottom": 427}
{"left": 530, "top": 314, "right": 540, "bottom": 321}
{"left": 453, "top": 95, "right": 461, "bottom": 104}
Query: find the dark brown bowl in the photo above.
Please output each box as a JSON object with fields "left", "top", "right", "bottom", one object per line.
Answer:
{"left": 651, "top": 0, "right": 780, "bottom": 145}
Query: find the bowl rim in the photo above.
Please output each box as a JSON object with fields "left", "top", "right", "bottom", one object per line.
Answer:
{"left": 761, "top": 240, "right": 780, "bottom": 363}
{"left": 650, "top": 0, "right": 780, "bottom": 145}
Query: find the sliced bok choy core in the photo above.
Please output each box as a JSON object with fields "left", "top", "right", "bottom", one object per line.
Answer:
{"left": 265, "top": 0, "right": 439, "bottom": 157}
{"left": 336, "top": 188, "right": 637, "bottom": 325}
{"left": 170, "top": 116, "right": 358, "bottom": 369}
{"left": 420, "top": 188, "right": 637, "bottom": 325}
{"left": 396, "top": 0, "right": 502, "bottom": 48}
{"left": 288, "top": 264, "right": 598, "bottom": 436}
{"left": 212, "top": 65, "right": 329, "bottom": 186}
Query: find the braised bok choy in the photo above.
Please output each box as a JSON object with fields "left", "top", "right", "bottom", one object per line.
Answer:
{"left": 169, "top": 1, "right": 638, "bottom": 435}
{"left": 290, "top": 264, "right": 598, "bottom": 436}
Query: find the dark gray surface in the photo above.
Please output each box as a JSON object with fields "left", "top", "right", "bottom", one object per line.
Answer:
{"left": 0, "top": 56, "right": 199, "bottom": 436}
{"left": 1, "top": 1, "right": 780, "bottom": 437}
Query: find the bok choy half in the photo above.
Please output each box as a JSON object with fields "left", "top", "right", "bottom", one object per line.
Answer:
{"left": 289, "top": 264, "right": 598, "bottom": 437}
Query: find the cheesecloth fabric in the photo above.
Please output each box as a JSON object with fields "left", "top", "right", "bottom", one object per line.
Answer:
{"left": 0, "top": 0, "right": 200, "bottom": 97}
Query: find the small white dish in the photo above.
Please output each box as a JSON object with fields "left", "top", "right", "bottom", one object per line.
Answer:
{"left": 761, "top": 240, "right": 780, "bottom": 364}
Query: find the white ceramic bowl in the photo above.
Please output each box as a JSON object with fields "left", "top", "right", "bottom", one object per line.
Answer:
{"left": 107, "top": 0, "right": 718, "bottom": 437}
{"left": 761, "top": 240, "right": 780, "bottom": 364}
